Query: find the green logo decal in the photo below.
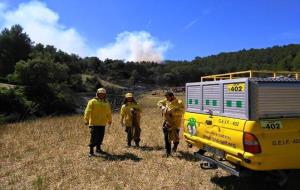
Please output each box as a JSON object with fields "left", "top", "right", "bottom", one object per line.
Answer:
{"left": 187, "top": 118, "right": 197, "bottom": 135}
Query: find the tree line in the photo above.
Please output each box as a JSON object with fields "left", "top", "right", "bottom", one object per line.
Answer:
{"left": 0, "top": 25, "right": 300, "bottom": 123}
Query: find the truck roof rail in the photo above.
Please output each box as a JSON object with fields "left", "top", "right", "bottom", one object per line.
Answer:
{"left": 201, "top": 70, "right": 300, "bottom": 81}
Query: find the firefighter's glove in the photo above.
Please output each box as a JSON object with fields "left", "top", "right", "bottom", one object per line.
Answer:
{"left": 160, "top": 106, "right": 167, "bottom": 112}
{"left": 130, "top": 108, "right": 137, "bottom": 115}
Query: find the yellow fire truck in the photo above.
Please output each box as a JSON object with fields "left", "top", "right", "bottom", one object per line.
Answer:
{"left": 183, "top": 70, "right": 300, "bottom": 185}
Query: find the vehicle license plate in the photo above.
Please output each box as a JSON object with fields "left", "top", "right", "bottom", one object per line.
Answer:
{"left": 260, "top": 120, "right": 283, "bottom": 130}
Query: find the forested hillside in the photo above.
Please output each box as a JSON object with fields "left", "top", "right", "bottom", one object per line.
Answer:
{"left": 1, "top": 25, "right": 300, "bottom": 123}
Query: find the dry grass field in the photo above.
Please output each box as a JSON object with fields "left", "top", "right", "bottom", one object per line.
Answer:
{"left": 0, "top": 83, "right": 16, "bottom": 89}
{"left": 1, "top": 94, "right": 299, "bottom": 190}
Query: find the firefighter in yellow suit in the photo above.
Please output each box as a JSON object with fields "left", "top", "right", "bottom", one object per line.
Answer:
{"left": 157, "top": 91, "right": 184, "bottom": 156}
{"left": 84, "top": 88, "right": 112, "bottom": 157}
{"left": 120, "top": 93, "right": 142, "bottom": 147}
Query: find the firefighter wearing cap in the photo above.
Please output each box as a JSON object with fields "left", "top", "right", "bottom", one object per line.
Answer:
{"left": 157, "top": 91, "right": 184, "bottom": 156}
{"left": 120, "top": 93, "right": 142, "bottom": 147}
{"left": 84, "top": 88, "right": 112, "bottom": 157}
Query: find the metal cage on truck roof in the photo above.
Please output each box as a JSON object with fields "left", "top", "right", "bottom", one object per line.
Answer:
{"left": 186, "top": 70, "right": 300, "bottom": 120}
{"left": 201, "top": 70, "right": 300, "bottom": 81}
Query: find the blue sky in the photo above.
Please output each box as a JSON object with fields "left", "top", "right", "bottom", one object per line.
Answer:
{"left": 0, "top": 0, "right": 300, "bottom": 61}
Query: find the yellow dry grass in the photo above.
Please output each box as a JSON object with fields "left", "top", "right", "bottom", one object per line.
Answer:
{"left": 0, "top": 83, "right": 16, "bottom": 89}
{"left": 1, "top": 94, "right": 299, "bottom": 190}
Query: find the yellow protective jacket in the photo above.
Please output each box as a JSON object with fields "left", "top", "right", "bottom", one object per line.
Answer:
{"left": 157, "top": 98, "right": 184, "bottom": 129}
{"left": 120, "top": 102, "right": 142, "bottom": 127}
{"left": 84, "top": 98, "right": 112, "bottom": 126}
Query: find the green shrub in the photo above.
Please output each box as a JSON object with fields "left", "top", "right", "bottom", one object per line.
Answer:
{"left": 0, "top": 87, "right": 33, "bottom": 122}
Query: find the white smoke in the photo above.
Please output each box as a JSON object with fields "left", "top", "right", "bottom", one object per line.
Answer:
{"left": 0, "top": 1, "right": 171, "bottom": 61}
{"left": 0, "top": 1, "right": 91, "bottom": 56}
{"left": 97, "top": 31, "right": 171, "bottom": 63}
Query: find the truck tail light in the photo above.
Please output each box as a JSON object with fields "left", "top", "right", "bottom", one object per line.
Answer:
{"left": 243, "top": 133, "right": 261, "bottom": 154}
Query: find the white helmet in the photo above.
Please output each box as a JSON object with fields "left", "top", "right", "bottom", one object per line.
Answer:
{"left": 97, "top": 88, "right": 106, "bottom": 94}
